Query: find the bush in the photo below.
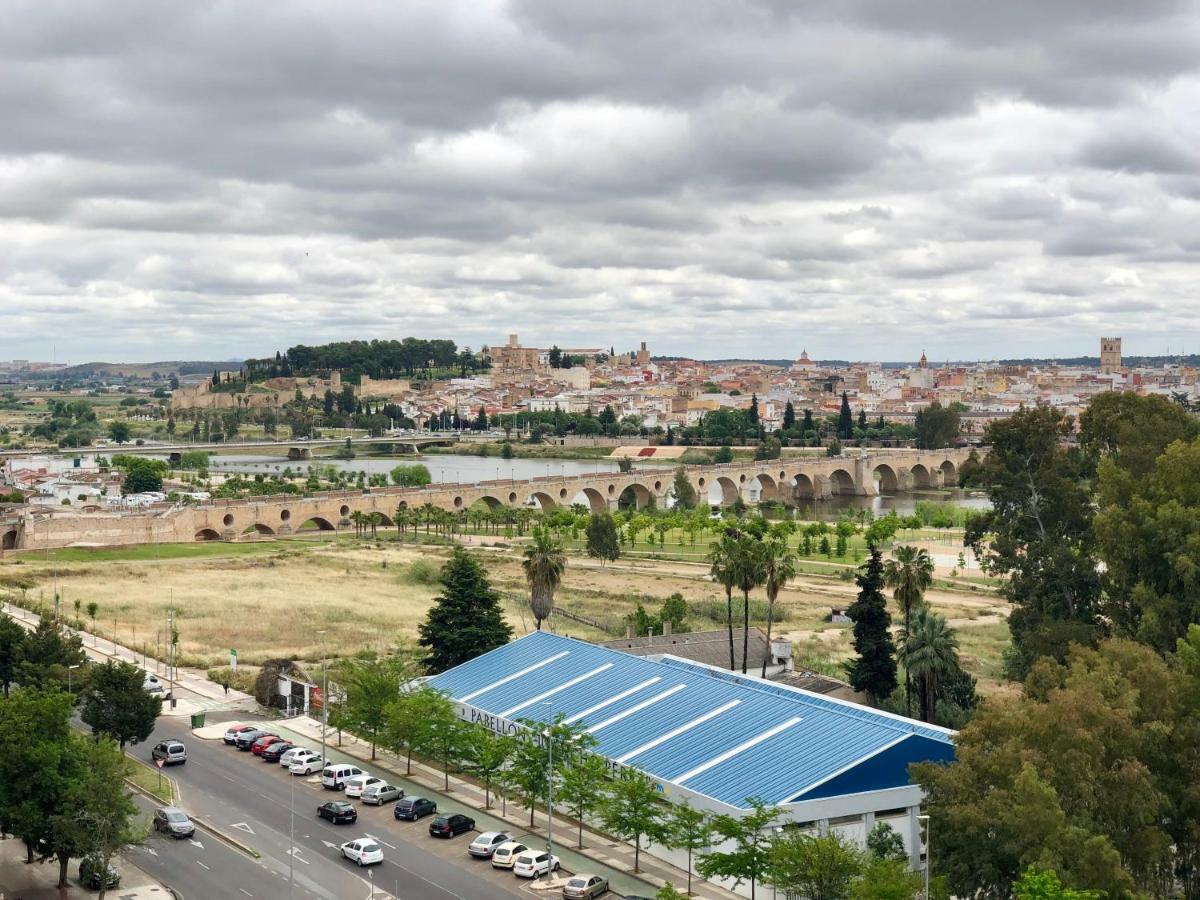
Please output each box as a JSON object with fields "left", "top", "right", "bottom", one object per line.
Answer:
{"left": 404, "top": 559, "right": 442, "bottom": 585}
{"left": 206, "top": 666, "right": 257, "bottom": 694}
{"left": 691, "top": 598, "right": 789, "bottom": 625}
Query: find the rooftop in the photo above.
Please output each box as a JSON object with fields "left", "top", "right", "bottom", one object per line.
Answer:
{"left": 427, "top": 631, "right": 955, "bottom": 811}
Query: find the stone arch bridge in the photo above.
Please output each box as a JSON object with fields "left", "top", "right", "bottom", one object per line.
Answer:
{"left": 1, "top": 450, "right": 974, "bottom": 550}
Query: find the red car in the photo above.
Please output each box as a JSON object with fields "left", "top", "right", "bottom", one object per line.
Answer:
{"left": 250, "top": 735, "right": 283, "bottom": 756}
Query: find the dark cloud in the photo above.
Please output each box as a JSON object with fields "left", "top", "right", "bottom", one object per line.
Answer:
{"left": 1, "top": 0, "right": 1199, "bottom": 362}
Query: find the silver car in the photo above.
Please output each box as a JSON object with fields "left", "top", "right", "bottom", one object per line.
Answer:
{"left": 153, "top": 807, "right": 196, "bottom": 839}
{"left": 360, "top": 782, "right": 404, "bottom": 805}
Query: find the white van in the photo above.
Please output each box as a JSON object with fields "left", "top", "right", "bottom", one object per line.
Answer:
{"left": 321, "top": 763, "right": 363, "bottom": 790}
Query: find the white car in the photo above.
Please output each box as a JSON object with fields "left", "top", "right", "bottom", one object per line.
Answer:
{"left": 289, "top": 752, "right": 324, "bottom": 775}
{"left": 278, "top": 746, "right": 309, "bottom": 768}
{"left": 512, "top": 850, "right": 560, "bottom": 878}
{"left": 343, "top": 774, "right": 383, "bottom": 799}
{"left": 339, "top": 838, "right": 383, "bottom": 867}
{"left": 468, "top": 831, "right": 512, "bottom": 859}
{"left": 491, "top": 841, "right": 528, "bottom": 869}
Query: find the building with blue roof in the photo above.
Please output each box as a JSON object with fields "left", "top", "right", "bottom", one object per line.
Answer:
{"left": 426, "top": 630, "right": 955, "bottom": 881}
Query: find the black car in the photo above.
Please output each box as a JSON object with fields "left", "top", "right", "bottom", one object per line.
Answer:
{"left": 429, "top": 813, "right": 474, "bottom": 838}
{"left": 79, "top": 855, "right": 120, "bottom": 890}
{"left": 394, "top": 796, "right": 437, "bottom": 821}
{"left": 317, "top": 801, "right": 358, "bottom": 824}
{"left": 261, "top": 741, "right": 295, "bottom": 762}
{"left": 234, "top": 728, "right": 268, "bottom": 751}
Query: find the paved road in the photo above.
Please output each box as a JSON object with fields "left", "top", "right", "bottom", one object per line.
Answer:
{"left": 144, "top": 715, "right": 567, "bottom": 900}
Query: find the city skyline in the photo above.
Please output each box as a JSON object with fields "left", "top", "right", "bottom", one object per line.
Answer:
{"left": 3, "top": 1, "right": 1200, "bottom": 362}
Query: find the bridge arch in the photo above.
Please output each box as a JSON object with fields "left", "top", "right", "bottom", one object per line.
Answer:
{"left": 910, "top": 464, "right": 932, "bottom": 489}
{"left": 298, "top": 517, "right": 336, "bottom": 532}
{"left": 573, "top": 488, "right": 608, "bottom": 514}
{"left": 793, "top": 473, "right": 815, "bottom": 500}
{"left": 940, "top": 460, "right": 958, "bottom": 486}
{"left": 873, "top": 464, "right": 900, "bottom": 494}
{"left": 710, "top": 476, "right": 740, "bottom": 507}
{"left": 618, "top": 482, "right": 653, "bottom": 510}
{"left": 476, "top": 495, "right": 504, "bottom": 511}
{"left": 526, "top": 491, "right": 557, "bottom": 512}
{"left": 829, "top": 468, "right": 856, "bottom": 496}
{"left": 753, "top": 473, "right": 780, "bottom": 502}
{"left": 195, "top": 528, "right": 222, "bottom": 542}
{"left": 243, "top": 523, "right": 276, "bottom": 536}
{"left": 2, "top": 529, "right": 18, "bottom": 551}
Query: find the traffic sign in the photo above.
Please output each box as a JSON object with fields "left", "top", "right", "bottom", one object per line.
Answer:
{"left": 155, "top": 758, "right": 165, "bottom": 769}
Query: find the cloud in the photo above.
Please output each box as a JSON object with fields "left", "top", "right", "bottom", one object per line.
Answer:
{"left": 1, "top": 0, "right": 1199, "bottom": 362}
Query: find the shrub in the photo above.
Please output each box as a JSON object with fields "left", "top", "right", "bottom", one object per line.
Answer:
{"left": 404, "top": 559, "right": 442, "bottom": 585}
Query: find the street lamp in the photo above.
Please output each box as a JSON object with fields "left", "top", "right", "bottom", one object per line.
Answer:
{"left": 918, "top": 814, "right": 931, "bottom": 900}
{"left": 316, "top": 630, "right": 329, "bottom": 773}
{"left": 540, "top": 700, "right": 555, "bottom": 871}
{"left": 67, "top": 663, "right": 82, "bottom": 692}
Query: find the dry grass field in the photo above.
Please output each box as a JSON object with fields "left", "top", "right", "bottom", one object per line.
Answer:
{"left": 0, "top": 535, "right": 1013, "bottom": 691}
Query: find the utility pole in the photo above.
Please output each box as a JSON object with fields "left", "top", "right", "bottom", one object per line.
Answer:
{"left": 167, "top": 605, "right": 176, "bottom": 710}
{"left": 320, "top": 658, "right": 328, "bottom": 769}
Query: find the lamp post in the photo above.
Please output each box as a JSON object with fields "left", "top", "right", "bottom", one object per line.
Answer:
{"left": 918, "top": 814, "right": 930, "bottom": 900}
{"left": 541, "top": 700, "right": 555, "bottom": 871}
{"left": 288, "top": 763, "right": 295, "bottom": 899}
{"left": 67, "top": 663, "right": 81, "bottom": 693}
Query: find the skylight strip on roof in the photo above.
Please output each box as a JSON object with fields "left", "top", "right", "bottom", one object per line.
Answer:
{"left": 561, "top": 677, "right": 661, "bottom": 725}
{"left": 614, "top": 699, "right": 741, "bottom": 764}
{"left": 458, "top": 650, "right": 570, "bottom": 703}
{"left": 585, "top": 684, "right": 687, "bottom": 734}
{"left": 498, "top": 663, "right": 615, "bottom": 719}
{"left": 672, "top": 715, "right": 803, "bottom": 786}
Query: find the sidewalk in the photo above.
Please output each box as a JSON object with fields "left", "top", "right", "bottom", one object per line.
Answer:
{"left": 230, "top": 714, "right": 738, "bottom": 900}
{"left": 0, "top": 602, "right": 255, "bottom": 718}
{"left": 0, "top": 835, "right": 174, "bottom": 900}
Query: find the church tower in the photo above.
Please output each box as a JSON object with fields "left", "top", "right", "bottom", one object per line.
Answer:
{"left": 1100, "top": 337, "right": 1122, "bottom": 374}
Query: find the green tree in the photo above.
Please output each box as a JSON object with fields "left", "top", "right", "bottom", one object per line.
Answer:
{"left": 883, "top": 546, "right": 934, "bottom": 715}
{"left": 79, "top": 661, "right": 161, "bottom": 749}
{"left": 120, "top": 457, "right": 165, "bottom": 493}
{"left": 557, "top": 750, "right": 609, "bottom": 849}
{"left": 748, "top": 393, "right": 760, "bottom": 425}
{"left": 17, "top": 615, "right": 86, "bottom": 690}
{"left": 417, "top": 548, "right": 512, "bottom": 673}
{"left": 522, "top": 527, "right": 566, "bottom": 631}
{"left": 107, "top": 421, "right": 131, "bottom": 444}
{"left": 845, "top": 548, "right": 898, "bottom": 703}
{"left": 714, "top": 444, "right": 734, "bottom": 464}
{"left": 965, "top": 406, "right": 1100, "bottom": 677}
{"left": 461, "top": 726, "right": 515, "bottom": 808}
{"left": 898, "top": 608, "right": 961, "bottom": 723}
{"left": 866, "top": 822, "right": 907, "bottom": 861}
{"left": 850, "top": 857, "right": 923, "bottom": 900}
{"left": 1011, "top": 866, "right": 1102, "bottom": 900}
{"left": 390, "top": 463, "right": 432, "bottom": 487}
{"left": 783, "top": 400, "right": 796, "bottom": 430}
{"left": 760, "top": 538, "right": 796, "bottom": 678}
{"left": 422, "top": 691, "right": 471, "bottom": 790}
{"left": 767, "top": 831, "right": 862, "bottom": 900}
{"left": 838, "top": 392, "right": 854, "bottom": 440}
{"left": 731, "top": 534, "right": 766, "bottom": 674}
{"left": 500, "top": 441, "right": 514, "bottom": 459}
{"left": 672, "top": 466, "right": 698, "bottom": 510}
{"left": 0, "top": 613, "right": 26, "bottom": 697}
{"left": 384, "top": 685, "right": 442, "bottom": 775}
{"left": 697, "top": 799, "right": 782, "bottom": 899}
{"left": 1078, "top": 391, "right": 1198, "bottom": 480}
{"left": 336, "top": 652, "right": 419, "bottom": 759}
{"left": 598, "top": 767, "right": 668, "bottom": 872}
{"left": 914, "top": 402, "right": 961, "bottom": 450}
{"left": 709, "top": 531, "right": 740, "bottom": 670}
{"left": 663, "top": 800, "right": 713, "bottom": 895}
{"left": 586, "top": 512, "right": 621, "bottom": 564}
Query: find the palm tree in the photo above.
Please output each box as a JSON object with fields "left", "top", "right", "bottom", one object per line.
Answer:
{"left": 522, "top": 527, "right": 566, "bottom": 631}
{"left": 884, "top": 545, "right": 935, "bottom": 716}
{"left": 759, "top": 538, "right": 797, "bottom": 678}
{"left": 708, "top": 532, "right": 740, "bottom": 670}
{"left": 898, "top": 607, "right": 960, "bottom": 723}
{"left": 348, "top": 510, "right": 366, "bottom": 537}
{"left": 730, "top": 534, "right": 766, "bottom": 674}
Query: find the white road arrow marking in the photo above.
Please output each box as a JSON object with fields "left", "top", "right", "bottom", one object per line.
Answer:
{"left": 189, "top": 839, "right": 205, "bottom": 849}
{"left": 286, "top": 847, "right": 310, "bottom": 864}
{"left": 231, "top": 822, "right": 256, "bottom": 834}
{"left": 322, "top": 840, "right": 338, "bottom": 849}
{"left": 142, "top": 846, "right": 159, "bottom": 857}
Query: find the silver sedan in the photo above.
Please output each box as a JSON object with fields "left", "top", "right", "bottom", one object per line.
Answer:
{"left": 360, "top": 782, "right": 404, "bottom": 805}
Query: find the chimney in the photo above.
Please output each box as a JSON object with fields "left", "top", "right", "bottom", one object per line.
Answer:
{"left": 663, "top": 620, "right": 672, "bottom": 636}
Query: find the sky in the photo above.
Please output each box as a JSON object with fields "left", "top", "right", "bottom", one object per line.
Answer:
{"left": 3, "top": 0, "right": 1200, "bottom": 364}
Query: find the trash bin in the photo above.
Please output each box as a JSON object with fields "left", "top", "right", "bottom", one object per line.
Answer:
{"left": 190, "top": 712, "right": 206, "bottom": 728}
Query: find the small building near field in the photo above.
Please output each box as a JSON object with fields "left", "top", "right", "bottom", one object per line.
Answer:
{"left": 425, "top": 631, "right": 954, "bottom": 896}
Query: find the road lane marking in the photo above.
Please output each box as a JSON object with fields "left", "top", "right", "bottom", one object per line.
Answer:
{"left": 197, "top": 860, "right": 211, "bottom": 870}
{"left": 232, "top": 822, "right": 256, "bottom": 834}
{"left": 189, "top": 839, "right": 205, "bottom": 849}
{"left": 239, "top": 890, "right": 253, "bottom": 897}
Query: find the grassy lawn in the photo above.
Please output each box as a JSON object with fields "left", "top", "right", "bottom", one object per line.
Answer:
{"left": 30, "top": 540, "right": 310, "bottom": 564}
{"left": 124, "top": 756, "right": 175, "bottom": 804}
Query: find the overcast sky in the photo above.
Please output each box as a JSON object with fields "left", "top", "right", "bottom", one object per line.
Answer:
{"left": 3, "top": 1, "right": 1199, "bottom": 364}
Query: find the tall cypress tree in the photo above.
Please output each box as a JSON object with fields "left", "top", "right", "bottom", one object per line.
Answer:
{"left": 782, "top": 400, "right": 796, "bottom": 430}
{"left": 418, "top": 548, "right": 512, "bottom": 673}
{"left": 748, "top": 394, "right": 760, "bottom": 425}
{"left": 802, "top": 408, "right": 815, "bottom": 432}
{"left": 846, "top": 547, "right": 898, "bottom": 703}
{"left": 838, "top": 392, "right": 854, "bottom": 439}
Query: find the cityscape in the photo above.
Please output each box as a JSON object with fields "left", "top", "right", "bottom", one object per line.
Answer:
{"left": 2, "top": 3, "right": 1200, "bottom": 900}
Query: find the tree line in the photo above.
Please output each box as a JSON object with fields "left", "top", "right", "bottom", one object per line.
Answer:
{"left": 243, "top": 338, "right": 489, "bottom": 383}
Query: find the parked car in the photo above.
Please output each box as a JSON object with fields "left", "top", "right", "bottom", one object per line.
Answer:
{"left": 429, "top": 813, "right": 474, "bottom": 838}
{"left": 339, "top": 838, "right": 383, "bottom": 867}
{"left": 278, "top": 746, "right": 309, "bottom": 767}
{"left": 235, "top": 729, "right": 269, "bottom": 751}
{"left": 152, "top": 807, "right": 196, "bottom": 839}
{"left": 261, "top": 741, "right": 295, "bottom": 762}
{"left": 250, "top": 735, "right": 285, "bottom": 756}
{"left": 467, "top": 831, "right": 512, "bottom": 859}
{"left": 317, "top": 801, "right": 357, "bottom": 824}
{"left": 513, "top": 850, "right": 560, "bottom": 879}
{"left": 142, "top": 674, "right": 165, "bottom": 694}
{"left": 394, "top": 796, "right": 437, "bottom": 821}
{"left": 343, "top": 774, "right": 383, "bottom": 799}
{"left": 223, "top": 724, "right": 256, "bottom": 745}
{"left": 360, "top": 782, "right": 403, "bottom": 806}
{"left": 321, "top": 763, "right": 364, "bottom": 790}
{"left": 490, "top": 841, "right": 529, "bottom": 869}
{"left": 563, "top": 874, "right": 610, "bottom": 898}
{"left": 79, "top": 855, "right": 120, "bottom": 890}
{"left": 151, "top": 740, "right": 187, "bottom": 766}
{"left": 289, "top": 752, "right": 325, "bottom": 776}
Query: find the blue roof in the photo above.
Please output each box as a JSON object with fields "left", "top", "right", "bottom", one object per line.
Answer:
{"left": 427, "top": 631, "right": 955, "bottom": 810}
